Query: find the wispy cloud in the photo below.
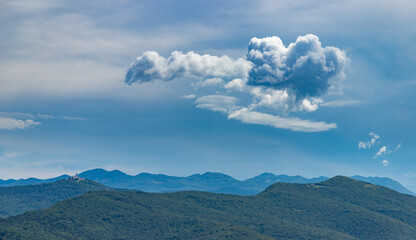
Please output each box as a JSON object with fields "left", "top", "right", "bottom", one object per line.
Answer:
{"left": 195, "top": 95, "right": 239, "bottom": 113}
{"left": 228, "top": 108, "right": 337, "bottom": 132}
{"left": 0, "top": 118, "right": 40, "bottom": 130}
{"left": 37, "top": 113, "right": 88, "bottom": 121}
{"left": 180, "top": 94, "right": 197, "bottom": 99}
{"left": 404, "top": 171, "right": 416, "bottom": 177}
{"left": 395, "top": 143, "right": 402, "bottom": 151}
{"left": 382, "top": 159, "right": 390, "bottom": 167}
{"left": 374, "top": 146, "right": 387, "bottom": 159}
{"left": 321, "top": 100, "right": 362, "bottom": 107}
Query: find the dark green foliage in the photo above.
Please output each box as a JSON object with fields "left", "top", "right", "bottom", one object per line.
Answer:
{"left": 0, "top": 179, "right": 111, "bottom": 217}
{"left": 1, "top": 176, "right": 416, "bottom": 239}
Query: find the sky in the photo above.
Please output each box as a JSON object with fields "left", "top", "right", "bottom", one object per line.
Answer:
{"left": 1, "top": 0, "right": 416, "bottom": 191}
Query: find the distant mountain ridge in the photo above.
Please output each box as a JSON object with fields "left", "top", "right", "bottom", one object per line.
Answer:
{"left": 1, "top": 176, "right": 416, "bottom": 240}
{"left": 0, "top": 169, "right": 414, "bottom": 196}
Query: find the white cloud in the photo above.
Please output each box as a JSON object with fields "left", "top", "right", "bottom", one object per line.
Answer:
{"left": 374, "top": 146, "right": 387, "bottom": 158}
{"left": 250, "top": 87, "right": 291, "bottom": 111}
{"left": 321, "top": 100, "right": 362, "bottom": 107}
{"left": 224, "top": 78, "right": 246, "bottom": 91}
{"left": 0, "top": 118, "right": 40, "bottom": 130}
{"left": 299, "top": 98, "right": 323, "bottom": 112}
{"left": 246, "top": 34, "right": 347, "bottom": 99}
{"left": 228, "top": 108, "right": 336, "bottom": 132}
{"left": 195, "top": 95, "right": 239, "bottom": 113}
{"left": 358, "top": 131, "right": 379, "bottom": 149}
{"left": 181, "top": 94, "right": 197, "bottom": 99}
{"left": 36, "top": 114, "right": 54, "bottom": 119}
{"left": 125, "top": 34, "right": 348, "bottom": 132}
{"left": 404, "top": 171, "right": 416, "bottom": 177}
{"left": 36, "top": 113, "right": 87, "bottom": 121}
{"left": 395, "top": 143, "right": 402, "bottom": 151}
{"left": 382, "top": 159, "right": 390, "bottom": 167}
{"left": 194, "top": 78, "right": 224, "bottom": 87}
{"left": 0, "top": 112, "right": 35, "bottom": 119}
{"left": 125, "top": 51, "right": 252, "bottom": 84}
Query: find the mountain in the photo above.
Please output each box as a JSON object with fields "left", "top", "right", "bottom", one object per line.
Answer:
{"left": 1, "top": 176, "right": 415, "bottom": 240}
{"left": 351, "top": 175, "right": 415, "bottom": 196}
{"left": 0, "top": 178, "right": 112, "bottom": 217}
{"left": 0, "top": 175, "right": 70, "bottom": 187}
{"left": 0, "top": 169, "right": 414, "bottom": 196}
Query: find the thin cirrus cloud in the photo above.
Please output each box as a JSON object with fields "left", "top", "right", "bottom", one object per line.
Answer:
{"left": 0, "top": 112, "right": 88, "bottom": 131}
{"left": 125, "top": 34, "right": 347, "bottom": 132}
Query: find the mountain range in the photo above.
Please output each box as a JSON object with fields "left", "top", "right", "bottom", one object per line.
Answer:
{"left": 0, "top": 168, "right": 414, "bottom": 196}
{"left": 1, "top": 176, "right": 415, "bottom": 240}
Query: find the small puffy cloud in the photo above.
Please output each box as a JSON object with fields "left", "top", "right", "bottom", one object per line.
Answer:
{"left": 358, "top": 132, "right": 379, "bottom": 149}
{"left": 195, "top": 95, "right": 239, "bottom": 113}
{"left": 228, "top": 108, "right": 337, "bottom": 132}
{"left": 125, "top": 51, "right": 252, "bottom": 85}
{"left": 0, "top": 117, "right": 40, "bottom": 130}
{"left": 250, "top": 87, "right": 291, "bottom": 111}
{"left": 224, "top": 78, "right": 246, "bottom": 91}
{"left": 374, "top": 146, "right": 387, "bottom": 158}
{"left": 181, "top": 94, "right": 196, "bottom": 99}
{"left": 299, "top": 98, "right": 323, "bottom": 112}
{"left": 246, "top": 34, "right": 347, "bottom": 99}
{"left": 382, "top": 160, "right": 390, "bottom": 167}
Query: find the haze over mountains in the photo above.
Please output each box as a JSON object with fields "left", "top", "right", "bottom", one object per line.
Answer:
{"left": 1, "top": 176, "right": 416, "bottom": 240}
{"left": 0, "top": 169, "right": 414, "bottom": 196}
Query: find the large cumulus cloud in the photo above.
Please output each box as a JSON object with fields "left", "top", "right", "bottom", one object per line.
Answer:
{"left": 246, "top": 34, "right": 346, "bottom": 99}
{"left": 125, "top": 34, "right": 348, "bottom": 132}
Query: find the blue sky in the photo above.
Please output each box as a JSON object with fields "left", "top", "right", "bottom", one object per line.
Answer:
{"left": 1, "top": 0, "right": 416, "bottom": 191}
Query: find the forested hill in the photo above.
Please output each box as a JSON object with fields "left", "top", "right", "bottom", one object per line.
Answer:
{"left": 0, "top": 178, "right": 112, "bottom": 217}
{"left": 1, "top": 176, "right": 415, "bottom": 240}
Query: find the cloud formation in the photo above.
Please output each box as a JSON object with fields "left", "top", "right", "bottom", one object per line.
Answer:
{"left": 228, "top": 108, "right": 337, "bottom": 132}
{"left": 246, "top": 35, "right": 347, "bottom": 99}
{"left": 126, "top": 34, "right": 347, "bottom": 132}
{"left": 125, "top": 51, "right": 252, "bottom": 85}
{"left": 358, "top": 132, "right": 379, "bottom": 149}
{"left": 382, "top": 159, "right": 390, "bottom": 167}
{"left": 374, "top": 146, "right": 387, "bottom": 159}
{"left": 0, "top": 117, "right": 40, "bottom": 130}
{"left": 195, "top": 95, "right": 239, "bottom": 113}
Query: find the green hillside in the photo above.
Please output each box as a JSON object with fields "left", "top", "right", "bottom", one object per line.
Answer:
{"left": 1, "top": 176, "right": 415, "bottom": 240}
{"left": 0, "top": 178, "right": 112, "bottom": 217}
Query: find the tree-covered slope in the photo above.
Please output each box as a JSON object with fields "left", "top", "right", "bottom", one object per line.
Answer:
{"left": 0, "top": 178, "right": 112, "bottom": 217}
{"left": 1, "top": 176, "right": 415, "bottom": 240}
